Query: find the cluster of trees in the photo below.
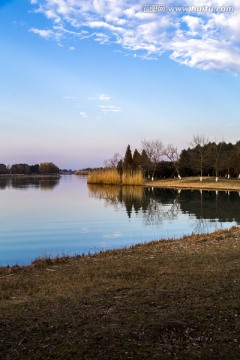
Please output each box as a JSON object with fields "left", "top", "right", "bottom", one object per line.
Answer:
{"left": 0, "top": 162, "right": 60, "bottom": 175}
{"left": 105, "top": 136, "right": 240, "bottom": 180}
{"left": 105, "top": 140, "right": 176, "bottom": 179}
{"left": 180, "top": 136, "right": 240, "bottom": 179}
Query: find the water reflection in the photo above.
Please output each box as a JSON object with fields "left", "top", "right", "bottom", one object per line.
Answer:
{"left": 88, "top": 184, "right": 240, "bottom": 227}
{"left": 0, "top": 176, "right": 238, "bottom": 266}
{"left": 88, "top": 184, "right": 148, "bottom": 218}
{"left": 0, "top": 176, "right": 60, "bottom": 190}
{"left": 143, "top": 188, "right": 181, "bottom": 227}
{"left": 179, "top": 190, "right": 240, "bottom": 222}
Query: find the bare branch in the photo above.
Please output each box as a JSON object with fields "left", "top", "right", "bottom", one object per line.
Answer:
{"left": 163, "top": 144, "right": 181, "bottom": 178}
{"left": 104, "top": 153, "right": 122, "bottom": 168}
{"left": 141, "top": 139, "right": 164, "bottom": 178}
{"left": 190, "top": 134, "right": 209, "bottom": 148}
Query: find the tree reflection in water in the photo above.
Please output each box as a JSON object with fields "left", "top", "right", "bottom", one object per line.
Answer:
{"left": 0, "top": 176, "right": 60, "bottom": 190}
{"left": 87, "top": 184, "right": 146, "bottom": 217}
{"left": 141, "top": 188, "right": 181, "bottom": 226}
{"left": 88, "top": 185, "right": 182, "bottom": 225}
{"left": 88, "top": 184, "right": 240, "bottom": 229}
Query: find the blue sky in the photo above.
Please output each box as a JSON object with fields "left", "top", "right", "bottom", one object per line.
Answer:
{"left": 1, "top": 0, "right": 240, "bottom": 169}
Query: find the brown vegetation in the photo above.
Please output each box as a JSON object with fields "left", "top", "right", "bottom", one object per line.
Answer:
{"left": 87, "top": 169, "right": 143, "bottom": 185}
{"left": 146, "top": 176, "right": 240, "bottom": 191}
{"left": 1, "top": 227, "right": 240, "bottom": 359}
{"left": 75, "top": 170, "right": 89, "bottom": 175}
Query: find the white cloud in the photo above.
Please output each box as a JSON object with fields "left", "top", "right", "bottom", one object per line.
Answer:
{"left": 100, "top": 105, "right": 121, "bottom": 112}
{"left": 29, "top": 28, "right": 53, "bottom": 39}
{"left": 98, "top": 93, "right": 110, "bottom": 101}
{"left": 63, "top": 96, "right": 76, "bottom": 99}
{"left": 88, "top": 93, "right": 111, "bottom": 100}
{"left": 30, "top": 0, "right": 240, "bottom": 73}
{"left": 80, "top": 111, "right": 88, "bottom": 118}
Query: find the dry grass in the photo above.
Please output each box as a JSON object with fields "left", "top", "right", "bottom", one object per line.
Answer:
{"left": 146, "top": 176, "right": 240, "bottom": 191}
{"left": 88, "top": 169, "right": 143, "bottom": 185}
{"left": 122, "top": 171, "right": 143, "bottom": 185}
{"left": 1, "top": 227, "right": 240, "bottom": 359}
{"left": 88, "top": 168, "right": 121, "bottom": 185}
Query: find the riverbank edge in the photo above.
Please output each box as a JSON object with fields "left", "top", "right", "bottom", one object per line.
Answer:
{"left": 0, "top": 174, "right": 60, "bottom": 178}
{"left": 144, "top": 176, "right": 240, "bottom": 191}
{"left": 0, "top": 225, "right": 239, "bottom": 270}
{"left": 85, "top": 173, "right": 240, "bottom": 191}
{"left": 1, "top": 227, "right": 240, "bottom": 359}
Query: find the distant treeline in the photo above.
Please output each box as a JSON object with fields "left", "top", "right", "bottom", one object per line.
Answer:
{"left": 105, "top": 137, "right": 240, "bottom": 179}
{"left": 0, "top": 162, "right": 60, "bottom": 175}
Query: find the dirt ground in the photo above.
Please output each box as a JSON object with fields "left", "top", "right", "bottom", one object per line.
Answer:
{"left": 1, "top": 227, "right": 240, "bottom": 359}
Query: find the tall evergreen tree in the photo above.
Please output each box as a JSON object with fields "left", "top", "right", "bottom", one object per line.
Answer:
{"left": 123, "top": 145, "right": 133, "bottom": 173}
{"left": 141, "top": 149, "right": 149, "bottom": 177}
{"left": 132, "top": 149, "right": 142, "bottom": 171}
{"left": 117, "top": 159, "right": 123, "bottom": 183}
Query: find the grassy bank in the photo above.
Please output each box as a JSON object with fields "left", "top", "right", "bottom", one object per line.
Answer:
{"left": 88, "top": 169, "right": 143, "bottom": 185}
{"left": 1, "top": 227, "right": 240, "bottom": 359}
{"left": 146, "top": 176, "right": 240, "bottom": 191}
{"left": 87, "top": 174, "right": 240, "bottom": 191}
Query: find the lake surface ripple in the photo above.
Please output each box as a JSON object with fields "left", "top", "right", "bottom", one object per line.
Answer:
{"left": 0, "top": 175, "right": 238, "bottom": 266}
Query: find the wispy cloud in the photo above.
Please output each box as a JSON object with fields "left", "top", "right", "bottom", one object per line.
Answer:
{"left": 100, "top": 105, "right": 121, "bottom": 112}
{"left": 98, "top": 93, "right": 110, "bottom": 101}
{"left": 80, "top": 111, "right": 88, "bottom": 118}
{"left": 63, "top": 96, "right": 76, "bottom": 100}
{"left": 88, "top": 93, "right": 111, "bottom": 101}
{"left": 30, "top": 0, "right": 240, "bottom": 74}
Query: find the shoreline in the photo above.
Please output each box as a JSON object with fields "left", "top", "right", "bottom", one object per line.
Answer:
{"left": 85, "top": 174, "right": 240, "bottom": 191}
{"left": 1, "top": 226, "right": 240, "bottom": 359}
{"left": 0, "top": 174, "right": 60, "bottom": 178}
{"left": 0, "top": 225, "right": 240, "bottom": 270}
{"left": 0, "top": 226, "right": 239, "bottom": 269}
{"left": 144, "top": 176, "right": 240, "bottom": 191}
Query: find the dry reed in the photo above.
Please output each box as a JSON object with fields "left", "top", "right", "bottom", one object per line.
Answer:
{"left": 122, "top": 171, "right": 143, "bottom": 185}
{"left": 87, "top": 169, "right": 143, "bottom": 185}
{"left": 87, "top": 168, "right": 121, "bottom": 185}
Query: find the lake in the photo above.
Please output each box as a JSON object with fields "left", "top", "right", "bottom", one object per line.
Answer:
{"left": 0, "top": 175, "right": 239, "bottom": 267}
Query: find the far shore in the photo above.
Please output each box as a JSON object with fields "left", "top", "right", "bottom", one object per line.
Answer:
{"left": 3, "top": 173, "right": 240, "bottom": 191}
{"left": 145, "top": 176, "right": 240, "bottom": 191}
{"left": 0, "top": 174, "right": 60, "bottom": 177}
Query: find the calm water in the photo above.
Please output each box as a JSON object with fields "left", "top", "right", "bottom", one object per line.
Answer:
{"left": 0, "top": 175, "right": 239, "bottom": 266}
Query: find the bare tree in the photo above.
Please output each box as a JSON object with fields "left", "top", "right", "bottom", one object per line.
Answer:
{"left": 163, "top": 144, "right": 181, "bottom": 179}
{"left": 190, "top": 134, "right": 209, "bottom": 181}
{"left": 208, "top": 141, "right": 223, "bottom": 182}
{"left": 104, "top": 153, "right": 122, "bottom": 168}
{"left": 141, "top": 139, "right": 164, "bottom": 179}
{"left": 218, "top": 144, "right": 235, "bottom": 178}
